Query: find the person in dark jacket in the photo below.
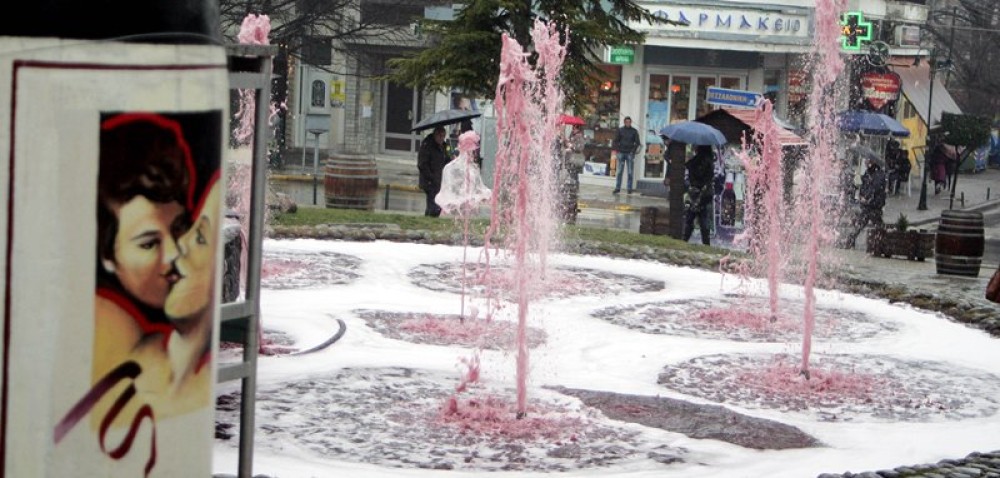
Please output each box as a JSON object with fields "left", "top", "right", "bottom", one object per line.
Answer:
{"left": 927, "top": 141, "right": 949, "bottom": 194}
{"left": 843, "top": 156, "right": 887, "bottom": 249}
{"left": 417, "top": 126, "right": 450, "bottom": 217}
{"left": 612, "top": 116, "right": 640, "bottom": 194}
{"left": 885, "top": 139, "right": 910, "bottom": 196}
{"left": 683, "top": 145, "right": 716, "bottom": 245}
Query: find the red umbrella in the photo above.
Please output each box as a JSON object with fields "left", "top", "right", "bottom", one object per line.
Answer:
{"left": 558, "top": 114, "right": 586, "bottom": 126}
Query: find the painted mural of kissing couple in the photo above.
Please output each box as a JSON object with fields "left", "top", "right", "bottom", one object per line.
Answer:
{"left": 54, "top": 112, "right": 223, "bottom": 476}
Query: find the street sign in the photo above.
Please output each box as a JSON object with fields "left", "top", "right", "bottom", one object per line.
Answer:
{"left": 608, "top": 46, "right": 634, "bottom": 65}
{"left": 705, "top": 86, "right": 762, "bottom": 108}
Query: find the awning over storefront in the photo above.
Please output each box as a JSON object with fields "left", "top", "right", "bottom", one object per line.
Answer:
{"left": 716, "top": 108, "right": 808, "bottom": 147}
{"left": 895, "top": 63, "right": 962, "bottom": 127}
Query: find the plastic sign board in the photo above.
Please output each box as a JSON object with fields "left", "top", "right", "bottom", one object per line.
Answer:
{"left": 840, "top": 11, "right": 872, "bottom": 51}
{"left": 0, "top": 37, "right": 227, "bottom": 477}
{"left": 609, "top": 46, "right": 635, "bottom": 64}
{"left": 860, "top": 72, "right": 901, "bottom": 110}
{"left": 706, "top": 86, "right": 762, "bottom": 108}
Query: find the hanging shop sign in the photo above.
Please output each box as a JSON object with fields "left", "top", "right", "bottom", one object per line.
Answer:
{"left": 788, "top": 70, "right": 809, "bottom": 104}
{"left": 706, "top": 86, "right": 762, "bottom": 108}
{"left": 608, "top": 46, "right": 635, "bottom": 65}
{"left": 860, "top": 72, "right": 901, "bottom": 110}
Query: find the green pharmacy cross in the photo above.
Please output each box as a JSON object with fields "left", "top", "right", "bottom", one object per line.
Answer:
{"left": 840, "top": 11, "right": 872, "bottom": 51}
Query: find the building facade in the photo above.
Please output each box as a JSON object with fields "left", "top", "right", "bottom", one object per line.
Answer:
{"left": 281, "top": 0, "right": 945, "bottom": 182}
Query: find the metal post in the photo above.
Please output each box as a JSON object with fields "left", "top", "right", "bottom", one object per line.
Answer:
{"left": 300, "top": 64, "right": 307, "bottom": 170}
{"left": 384, "top": 184, "right": 390, "bottom": 210}
{"left": 917, "top": 57, "right": 935, "bottom": 211}
{"left": 945, "top": 6, "right": 957, "bottom": 88}
{"left": 311, "top": 131, "right": 321, "bottom": 205}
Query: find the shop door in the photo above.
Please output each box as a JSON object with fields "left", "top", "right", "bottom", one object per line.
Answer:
{"left": 384, "top": 82, "right": 422, "bottom": 153}
{"left": 644, "top": 74, "right": 671, "bottom": 179}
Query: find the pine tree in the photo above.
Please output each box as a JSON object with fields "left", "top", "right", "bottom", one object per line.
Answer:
{"left": 386, "top": 0, "right": 682, "bottom": 110}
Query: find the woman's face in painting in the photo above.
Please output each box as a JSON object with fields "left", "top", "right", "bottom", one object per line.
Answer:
{"left": 106, "top": 196, "right": 185, "bottom": 309}
{"left": 164, "top": 184, "right": 220, "bottom": 322}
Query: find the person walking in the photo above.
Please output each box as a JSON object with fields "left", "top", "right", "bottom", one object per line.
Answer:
{"left": 885, "top": 139, "right": 908, "bottom": 196}
{"left": 418, "top": 126, "right": 450, "bottom": 217}
{"left": 683, "top": 145, "right": 716, "bottom": 246}
{"left": 843, "top": 156, "right": 887, "bottom": 249}
{"left": 611, "top": 116, "right": 640, "bottom": 194}
{"left": 928, "top": 142, "right": 949, "bottom": 195}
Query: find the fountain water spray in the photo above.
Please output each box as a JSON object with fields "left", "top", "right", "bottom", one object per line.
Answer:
{"left": 484, "top": 20, "right": 567, "bottom": 416}
{"left": 794, "top": 0, "right": 846, "bottom": 377}
{"left": 735, "top": 100, "right": 786, "bottom": 318}
{"left": 437, "top": 130, "right": 491, "bottom": 320}
{"left": 229, "top": 14, "right": 286, "bottom": 353}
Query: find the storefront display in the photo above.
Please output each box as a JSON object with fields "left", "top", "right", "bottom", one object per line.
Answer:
{"left": 642, "top": 74, "right": 744, "bottom": 181}
{"left": 580, "top": 66, "right": 622, "bottom": 176}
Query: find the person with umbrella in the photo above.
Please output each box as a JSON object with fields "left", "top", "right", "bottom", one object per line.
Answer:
{"left": 683, "top": 145, "right": 716, "bottom": 246}
{"left": 843, "top": 154, "right": 887, "bottom": 249}
{"left": 612, "top": 116, "right": 640, "bottom": 194}
{"left": 418, "top": 126, "right": 451, "bottom": 217}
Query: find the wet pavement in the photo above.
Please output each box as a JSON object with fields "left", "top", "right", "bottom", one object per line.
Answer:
{"left": 268, "top": 153, "right": 1000, "bottom": 308}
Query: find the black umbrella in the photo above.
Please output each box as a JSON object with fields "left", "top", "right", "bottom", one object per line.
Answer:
{"left": 410, "top": 109, "right": 482, "bottom": 132}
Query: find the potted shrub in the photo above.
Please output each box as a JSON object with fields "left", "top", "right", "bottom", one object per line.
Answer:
{"left": 867, "top": 213, "right": 934, "bottom": 261}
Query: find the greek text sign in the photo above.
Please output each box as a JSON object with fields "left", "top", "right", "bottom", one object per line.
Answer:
{"left": 706, "top": 87, "right": 762, "bottom": 108}
{"left": 609, "top": 46, "right": 635, "bottom": 65}
{"left": 637, "top": 3, "right": 809, "bottom": 39}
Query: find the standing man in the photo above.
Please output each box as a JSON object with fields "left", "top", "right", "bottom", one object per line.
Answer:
{"left": 612, "top": 116, "right": 640, "bottom": 195}
{"left": 843, "top": 156, "right": 887, "bottom": 249}
{"left": 683, "top": 145, "right": 716, "bottom": 245}
{"left": 418, "top": 126, "right": 450, "bottom": 217}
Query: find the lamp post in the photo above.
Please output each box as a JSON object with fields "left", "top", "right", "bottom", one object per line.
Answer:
{"left": 916, "top": 54, "right": 952, "bottom": 211}
{"left": 308, "top": 129, "right": 324, "bottom": 205}
{"left": 917, "top": 55, "right": 935, "bottom": 211}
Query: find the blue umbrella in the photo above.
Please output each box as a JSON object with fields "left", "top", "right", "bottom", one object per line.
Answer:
{"left": 837, "top": 111, "right": 910, "bottom": 137}
{"left": 659, "top": 121, "right": 727, "bottom": 146}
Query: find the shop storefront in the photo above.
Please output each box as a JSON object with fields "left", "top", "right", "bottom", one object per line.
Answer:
{"left": 577, "top": 1, "right": 813, "bottom": 193}
{"left": 578, "top": 65, "right": 623, "bottom": 177}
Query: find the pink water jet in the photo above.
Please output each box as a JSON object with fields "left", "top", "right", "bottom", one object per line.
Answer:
{"left": 229, "top": 13, "right": 288, "bottom": 354}
{"left": 232, "top": 14, "right": 284, "bottom": 146}
{"left": 437, "top": 130, "right": 491, "bottom": 319}
{"left": 484, "top": 20, "right": 567, "bottom": 416}
{"left": 723, "top": 0, "right": 854, "bottom": 379}
{"left": 794, "top": 0, "right": 847, "bottom": 377}
{"left": 735, "top": 101, "right": 786, "bottom": 318}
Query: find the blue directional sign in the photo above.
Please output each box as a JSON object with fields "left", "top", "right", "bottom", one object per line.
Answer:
{"left": 706, "top": 86, "right": 763, "bottom": 108}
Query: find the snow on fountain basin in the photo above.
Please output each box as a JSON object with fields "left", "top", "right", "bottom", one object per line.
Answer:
{"left": 214, "top": 238, "right": 1000, "bottom": 478}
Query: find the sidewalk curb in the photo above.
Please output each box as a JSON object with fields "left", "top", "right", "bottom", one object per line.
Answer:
{"left": 271, "top": 174, "right": 423, "bottom": 194}
{"left": 908, "top": 198, "right": 1000, "bottom": 229}
{"left": 271, "top": 173, "right": 1000, "bottom": 219}
{"left": 577, "top": 201, "right": 639, "bottom": 212}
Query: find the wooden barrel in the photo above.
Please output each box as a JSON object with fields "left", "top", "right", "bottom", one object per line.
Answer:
{"left": 935, "top": 210, "right": 984, "bottom": 277}
{"left": 639, "top": 206, "right": 670, "bottom": 235}
{"left": 324, "top": 154, "right": 379, "bottom": 210}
